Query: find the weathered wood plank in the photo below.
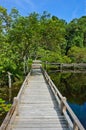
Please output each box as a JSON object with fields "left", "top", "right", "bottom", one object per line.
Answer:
{"left": 15, "top": 117, "right": 67, "bottom": 122}
{"left": 13, "top": 128, "right": 69, "bottom": 130}
{"left": 12, "top": 67, "right": 70, "bottom": 130}
{"left": 1, "top": 61, "right": 85, "bottom": 130}
{"left": 41, "top": 67, "right": 85, "bottom": 130}
{"left": 13, "top": 123, "right": 68, "bottom": 128}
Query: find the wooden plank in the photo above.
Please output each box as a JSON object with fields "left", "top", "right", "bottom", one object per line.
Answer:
{"left": 15, "top": 117, "right": 67, "bottom": 122}
{"left": 42, "top": 68, "right": 85, "bottom": 130}
{"left": 2, "top": 63, "right": 85, "bottom": 130}
{"left": 13, "top": 123, "right": 68, "bottom": 128}
{"left": 13, "top": 128, "right": 69, "bottom": 130}
{"left": 12, "top": 67, "right": 70, "bottom": 130}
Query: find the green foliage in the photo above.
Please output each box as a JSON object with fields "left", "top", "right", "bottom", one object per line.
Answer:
{"left": 37, "top": 48, "right": 63, "bottom": 62}
{"left": 62, "top": 56, "right": 71, "bottom": 63}
{"left": 68, "top": 46, "right": 86, "bottom": 63}
{"left": 0, "top": 98, "right": 11, "bottom": 112}
{"left": 0, "top": 6, "right": 86, "bottom": 85}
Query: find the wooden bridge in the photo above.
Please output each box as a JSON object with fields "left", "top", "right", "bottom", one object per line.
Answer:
{"left": 44, "top": 62, "right": 86, "bottom": 71}
{"left": 0, "top": 61, "right": 85, "bottom": 130}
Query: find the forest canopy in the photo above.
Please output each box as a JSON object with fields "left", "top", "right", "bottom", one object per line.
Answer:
{"left": 0, "top": 6, "right": 86, "bottom": 85}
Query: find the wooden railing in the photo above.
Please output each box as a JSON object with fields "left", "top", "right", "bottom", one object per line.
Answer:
{"left": 41, "top": 67, "right": 85, "bottom": 130}
{"left": 0, "top": 65, "right": 85, "bottom": 130}
{"left": 43, "top": 62, "right": 86, "bottom": 71}
{"left": 0, "top": 71, "right": 31, "bottom": 130}
{"left": 0, "top": 97, "right": 18, "bottom": 130}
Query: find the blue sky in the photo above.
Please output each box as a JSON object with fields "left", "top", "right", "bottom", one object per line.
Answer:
{"left": 0, "top": 0, "right": 86, "bottom": 22}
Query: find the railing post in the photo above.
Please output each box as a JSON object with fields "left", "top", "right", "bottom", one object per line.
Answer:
{"left": 61, "top": 97, "right": 67, "bottom": 114}
{"left": 73, "top": 63, "right": 75, "bottom": 71}
{"left": 73, "top": 122, "right": 79, "bottom": 130}
{"left": 14, "top": 97, "right": 19, "bottom": 116}
{"left": 60, "top": 63, "right": 63, "bottom": 71}
{"left": 6, "top": 97, "right": 19, "bottom": 130}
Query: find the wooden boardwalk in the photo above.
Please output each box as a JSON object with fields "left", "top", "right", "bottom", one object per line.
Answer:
{"left": 0, "top": 61, "right": 85, "bottom": 130}
{"left": 13, "top": 68, "right": 69, "bottom": 130}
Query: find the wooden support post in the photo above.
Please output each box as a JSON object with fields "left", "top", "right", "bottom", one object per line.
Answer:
{"left": 7, "top": 72, "right": 12, "bottom": 88}
{"left": 14, "top": 97, "right": 19, "bottom": 116}
{"left": 73, "top": 122, "right": 79, "bottom": 130}
{"left": 73, "top": 63, "right": 75, "bottom": 71}
{"left": 60, "top": 63, "right": 63, "bottom": 71}
{"left": 61, "top": 97, "right": 67, "bottom": 114}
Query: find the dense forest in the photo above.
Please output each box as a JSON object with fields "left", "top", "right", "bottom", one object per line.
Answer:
{"left": 0, "top": 6, "right": 86, "bottom": 85}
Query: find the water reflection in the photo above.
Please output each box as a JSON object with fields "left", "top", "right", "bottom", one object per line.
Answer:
{"left": 48, "top": 70, "right": 86, "bottom": 129}
{"left": 69, "top": 102, "right": 86, "bottom": 129}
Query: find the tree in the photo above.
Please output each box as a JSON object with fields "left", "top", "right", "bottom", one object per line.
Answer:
{"left": 0, "top": 6, "right": 11, "bottom": 32}
{"left": 65, "top": 17, "right": 86, "bottom": 54}
{"left": 40, "top": 14, "right": 66, "bottom": 53}
{"left": 68, "top": 46, "right": 86, "bottom": 63}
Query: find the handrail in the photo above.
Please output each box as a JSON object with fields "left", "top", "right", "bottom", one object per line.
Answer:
{"left": 0, "top": 70, "right": 31, "bottom": 130}
{"left": 63, "top": 100, "right": 85, "bottom": 130}
{"left": 0, "top": 66, "right": 85, "bottom": 130}
{"left": 0, "top": 97, "right": 18, "bottom": 130}
{"left": 41, "top": 67, "right": 63, "bottom": 100}
{"left": 42, "top": 62, "right": 86, "bottom": 66}
{"left": 17, "top": 70, "right": 31, "bottom": 100}
{"left": 42, "top": 62, "right": 86, "bottom": 71}
{"left": 41, "top": 67, "right": 85, "bottom": 130}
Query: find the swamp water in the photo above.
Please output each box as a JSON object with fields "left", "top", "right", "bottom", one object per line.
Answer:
{"left": 48, "top": 70, "right": 86, "bottom": 129}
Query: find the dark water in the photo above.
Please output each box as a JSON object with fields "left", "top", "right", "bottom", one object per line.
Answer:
{"left": 48, "top": 70, "right": 86, "bottom": 129}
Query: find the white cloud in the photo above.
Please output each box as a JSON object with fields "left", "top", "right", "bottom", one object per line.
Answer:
{"left": 7, "top": 0, "right": 36, "bottom": 15}
{"left": 14, "top": 0, "right": 36, "bottom": 11}
{"left": 24, "top": 0, "right": 36, "bottom": 10}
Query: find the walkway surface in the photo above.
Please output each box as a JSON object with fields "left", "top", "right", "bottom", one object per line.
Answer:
{"left": 12, "top": 68, "right": 70, "bottom": 130}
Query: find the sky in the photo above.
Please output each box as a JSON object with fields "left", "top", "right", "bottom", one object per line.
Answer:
{"left": 0, "top": 0, "right": 86, "bottom": 22}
